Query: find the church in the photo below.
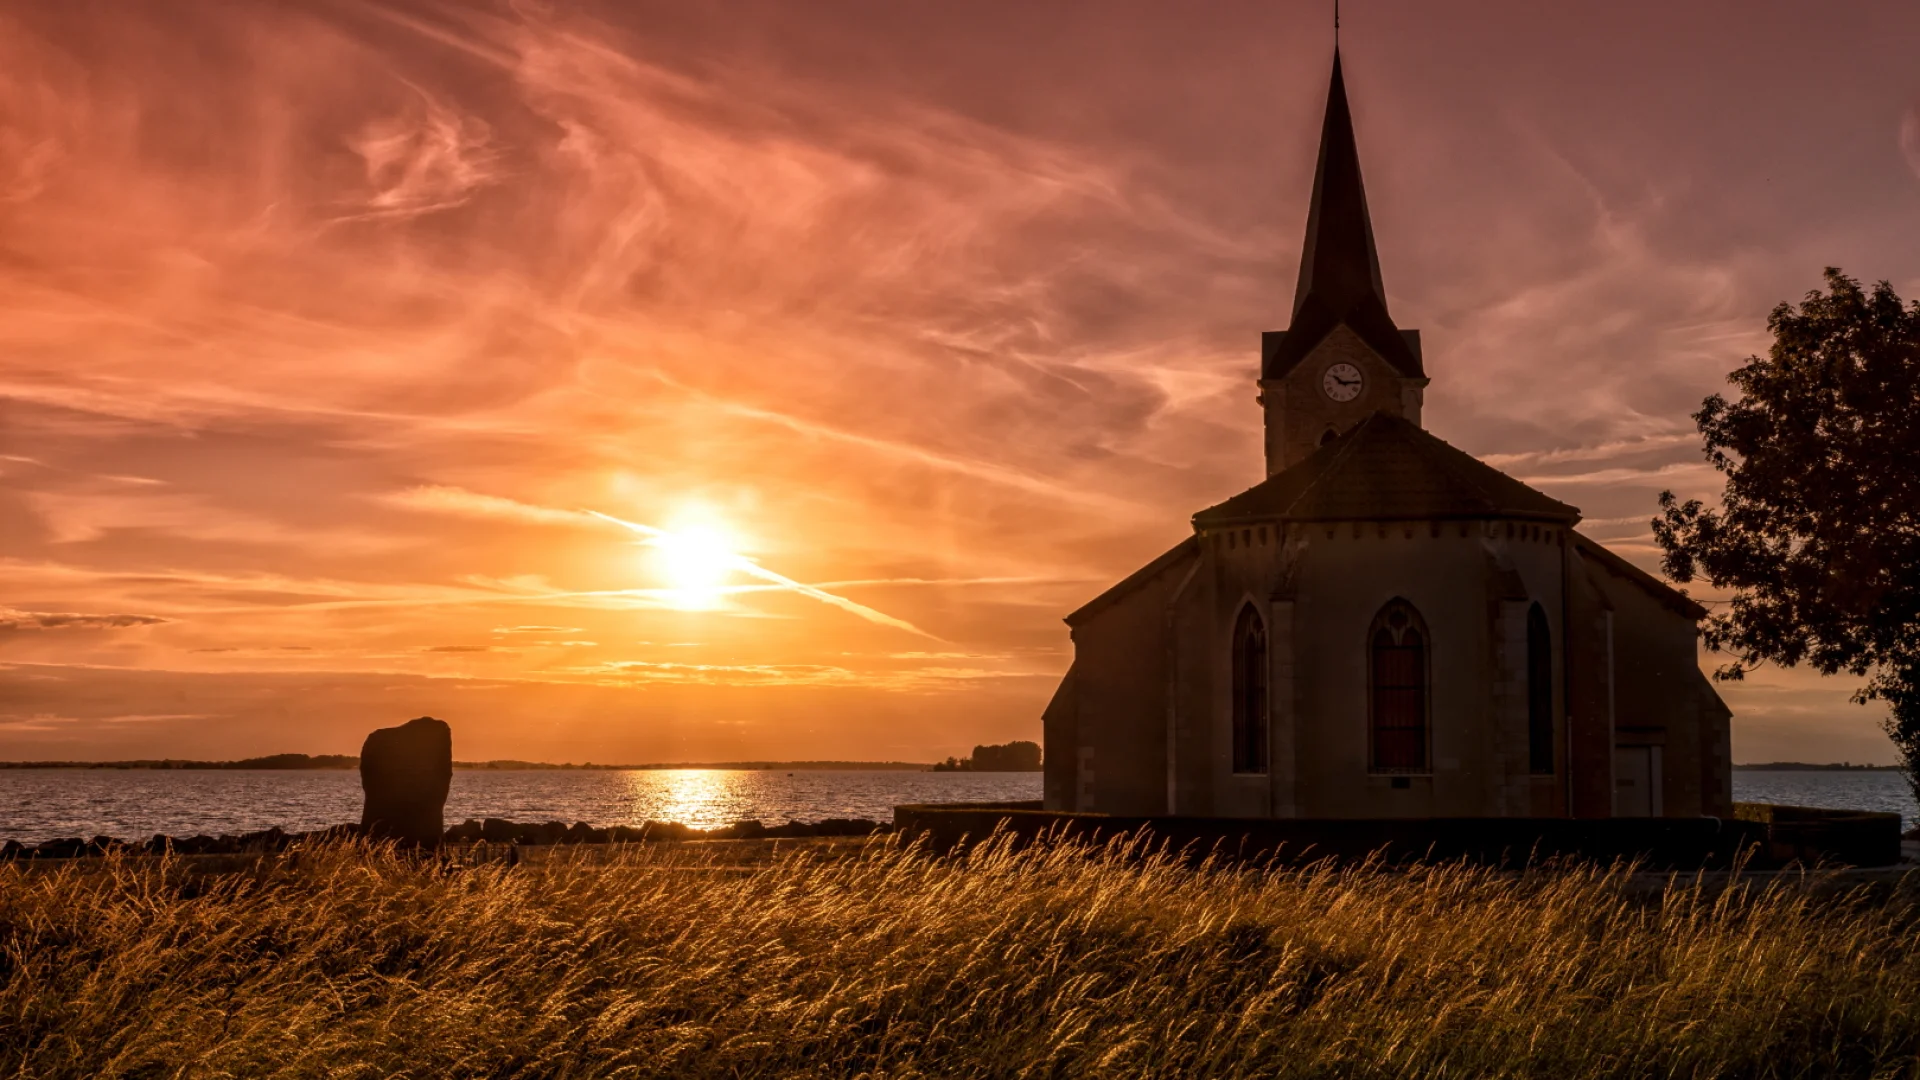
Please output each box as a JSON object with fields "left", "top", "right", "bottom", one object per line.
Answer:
{"left": 1041, "top": 53, "right": 1733, "bottom": 821}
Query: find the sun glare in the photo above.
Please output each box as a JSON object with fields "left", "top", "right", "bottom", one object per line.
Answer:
{"left": 649, "top": 517, "right": 743, "bottom": 611}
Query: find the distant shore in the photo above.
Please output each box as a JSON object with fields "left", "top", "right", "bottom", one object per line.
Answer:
{"left": 0, "top": 754, "right": 937, "bottom": 772}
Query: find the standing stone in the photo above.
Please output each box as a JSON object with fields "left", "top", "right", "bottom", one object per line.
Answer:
{"left": 359, "top": 716, "right": 452, "bottom": 845}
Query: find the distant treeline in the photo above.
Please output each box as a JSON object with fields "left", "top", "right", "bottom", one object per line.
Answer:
{"left": 1733, "top": 762, "right": 1902, "bottom": 772}
{"left": 0, "top": 754, "right": 359, "bottom": 771}
{"left": 0, "top": 755, "right": 935, "bottom": 771}
{"left": 932, "top": 741, "right": 1042, "bottom": 773}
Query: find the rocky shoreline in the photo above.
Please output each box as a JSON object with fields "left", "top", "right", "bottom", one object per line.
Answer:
{"left": 1, "top": 816, "right": 890, "bottom": 859}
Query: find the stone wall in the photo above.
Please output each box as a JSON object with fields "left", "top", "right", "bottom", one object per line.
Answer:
{"left": 893, "top": 801, "right": 1902, "bottom": 869}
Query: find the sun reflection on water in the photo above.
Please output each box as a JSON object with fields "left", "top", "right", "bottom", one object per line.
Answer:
{"left": 628, "top": 769, "right": 740, "bottom": 831}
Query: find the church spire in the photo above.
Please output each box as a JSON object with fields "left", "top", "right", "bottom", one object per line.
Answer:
{"left": 1291, "top": 50, "right": 1387, "bottom": 321}
{"left": 1264, "top": 49, "right": 1423, "bottom": 382}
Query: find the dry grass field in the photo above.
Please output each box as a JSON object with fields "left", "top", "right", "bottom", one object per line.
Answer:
{"left": 4, "top": 834, "right": 1919, "bottom": 1078}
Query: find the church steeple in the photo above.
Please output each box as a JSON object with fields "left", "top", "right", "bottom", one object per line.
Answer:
{"left": 1266, "top": 50, "right": 1421, "bottom": 382}
{"left": 1259, "top": 49, "right": 1427, "bottom": 476}
{"left": 1291, "top": 51, "right": 1388, "bottom": 323}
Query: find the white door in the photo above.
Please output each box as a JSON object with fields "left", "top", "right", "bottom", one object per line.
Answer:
{"left": 1612, "top": 746, "right": 1662, "bottom": 817}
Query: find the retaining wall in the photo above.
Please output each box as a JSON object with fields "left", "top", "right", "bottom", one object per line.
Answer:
{"left": 892, "top": 801, "right": 1903, "bottom": 868}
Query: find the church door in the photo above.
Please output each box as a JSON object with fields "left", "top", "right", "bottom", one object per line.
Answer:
{"left": 1613, "top": 746, "right": 1662, "bottom": 817}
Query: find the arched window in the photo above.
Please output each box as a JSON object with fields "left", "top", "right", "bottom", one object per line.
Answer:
{"left": 1231, "top": 604, "right": 1268, "bottom": 774}
{"left": 1527, "top": 603, "right": 1553, "bottom": 774}
{"left": 1369, "top": 599, "right": 1428, "bottom": 772}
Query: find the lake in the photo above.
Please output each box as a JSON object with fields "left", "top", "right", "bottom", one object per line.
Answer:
{"left": 1727, "top": 769, "right": 1913, "bottom": 830}
{"left": 0, "top": 769, "right": 1045, "bottom": 844}
{"left": 0, "top": 768, "right": 1909, "bottom": 845}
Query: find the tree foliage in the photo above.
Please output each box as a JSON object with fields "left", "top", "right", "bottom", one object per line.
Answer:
{"left": 1654, "top": 269, "right": 1920, "bottom": 795}
{"left": 932, "top": 740, "right": 1042, "bottom": 772}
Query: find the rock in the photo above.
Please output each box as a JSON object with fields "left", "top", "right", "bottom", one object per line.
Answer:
{"left": 608, "top": 825, "right": 647, "bottom": 843}
{"left": 237, "top": 827, "right": 287, "bottom": 852}
{"left": 445, "top": 819, "right": 483, "bottom": 843}
{"left": 564, "top": 822, "right": 602, "bottom": 844}
{"left": 307, "top": 824, "right": 364, "bottom": 845}
{"left": 2, "top": 839, "right": 22, "bottom": 860}
{"left": 359, "top": 716, "right": 453, "bottom": 846}
{"left": 481, "top": 818, "right": 516, "bottom": 843}
{"left": 510, "top": 821, "right": 567, "bottom": 845}
{"left": 815, "top": 818, "right": 885, "bottom": 837}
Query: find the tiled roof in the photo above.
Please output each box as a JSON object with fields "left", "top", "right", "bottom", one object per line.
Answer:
{"left": 1193, "top": 413, "right": 1581, "bottom": 526}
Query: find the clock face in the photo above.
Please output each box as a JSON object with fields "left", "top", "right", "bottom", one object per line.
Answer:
{"left": 1321, "top": 362, "right": 1363, "bottom": 402}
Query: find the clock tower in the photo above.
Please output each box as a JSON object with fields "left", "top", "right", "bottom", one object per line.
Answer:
{"left": 1258, "top": 51, "right": 1428, "bottom": 476}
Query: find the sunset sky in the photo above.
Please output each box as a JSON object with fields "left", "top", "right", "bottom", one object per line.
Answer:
{"left": 3, "top": 0, "right": 1918, "bottom": 763}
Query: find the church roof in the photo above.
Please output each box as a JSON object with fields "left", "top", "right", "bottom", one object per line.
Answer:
{"left": 1193, "top": 412, "right": 1581, "bottom": 526}
{"left": 1264, "top": 52, "right": 1425, "bottom": 383}
{"left": 1063, "top": 536, "right": 1199, "bottom": 628}
{"left": 1573, "top": 531, "right": 1708, "bottom": 621}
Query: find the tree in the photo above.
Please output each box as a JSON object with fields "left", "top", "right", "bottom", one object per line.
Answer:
{"left": 932, "top": 742, "right": 1043, "bottom": 772}
{"left": 1654, "top": 269, "right": 1920, "bottom": 802}
{"left": 968, "top": 741, "right": 1042, "bottom": 772}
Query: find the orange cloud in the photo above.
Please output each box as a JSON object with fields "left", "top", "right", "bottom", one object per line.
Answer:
{"left": 0, "top": 609, "right": 169, "bottom": 635}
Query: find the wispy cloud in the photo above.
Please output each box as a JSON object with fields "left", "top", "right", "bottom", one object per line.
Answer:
{"left": 572, "top": 658, "right": 1040, "bottom": 690}
{"left": 384, "top": 486, "right": 602, "bottom": 528}
{"left": 0, "top": 609, "right": 169, "bottom": 635}
{"left": 1478, "top": 432, "right": 1701, "bottom": 470}
{"left": 1902, "top": 107, "right": 1920, "bottom": 183}
{"left": 338, "top": 85, "right": 499, "bottom": 222}
{"left": 1516, "top": 462, "right": 1714, "bottom": 488}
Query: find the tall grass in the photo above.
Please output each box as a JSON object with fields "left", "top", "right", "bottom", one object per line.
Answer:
{"left": 3, "top": 834, "right": 1918, "bottom": 1078}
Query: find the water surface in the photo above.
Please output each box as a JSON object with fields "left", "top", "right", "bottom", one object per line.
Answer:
{"left": 0, "top": 769, "right": 1044, "bottom": 844}
{"left": 1729, "top": 770, "right": 1913, "bottom": 830}
{"left": 1, "top": 768, "right": 1909, "bottom": 844}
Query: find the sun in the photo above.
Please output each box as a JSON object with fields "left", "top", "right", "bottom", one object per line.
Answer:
{"left": 648, "top": 517, "right": 743, "bottom": 611}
